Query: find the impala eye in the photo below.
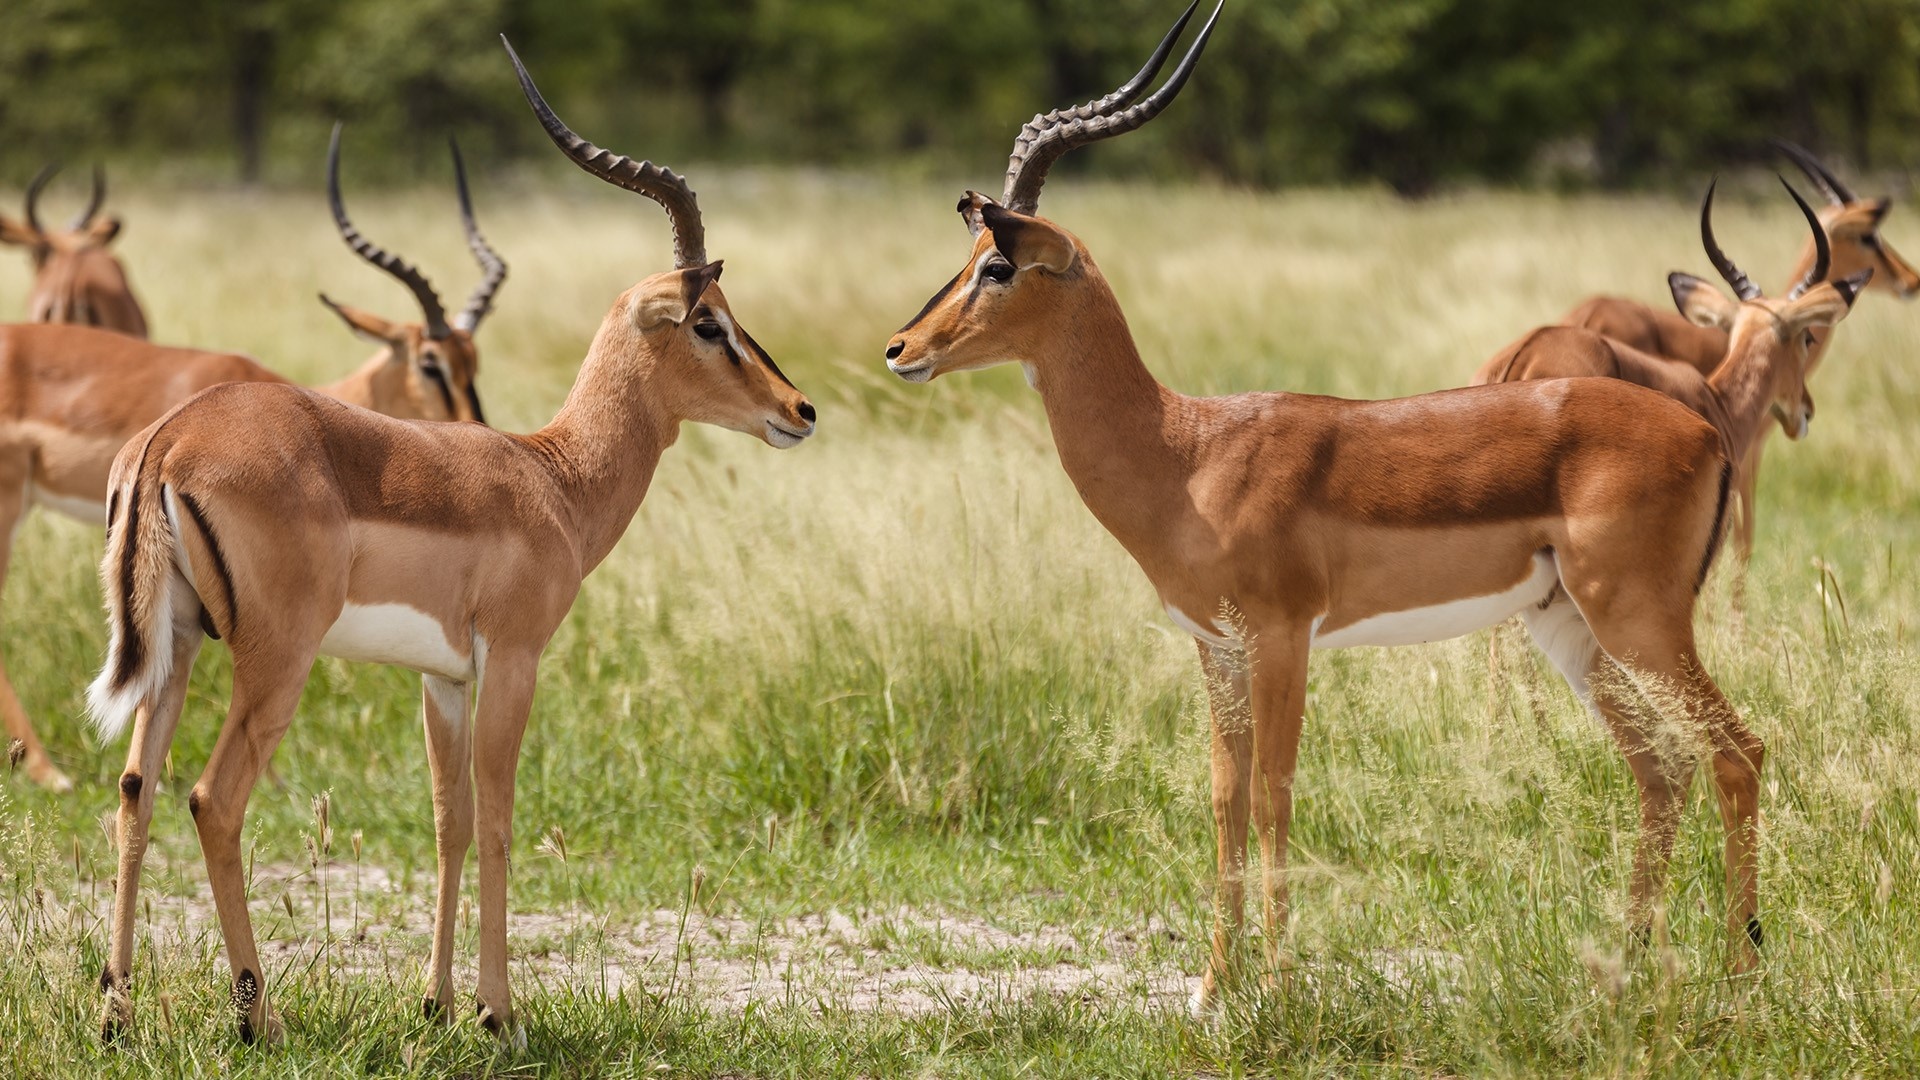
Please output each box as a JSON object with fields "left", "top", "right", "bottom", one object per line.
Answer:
{"left": 1803, "top": 330, "right": 1816, "bottom": 349}
{"left": 982, "top": 260, "right": 1015, "bottom": 284}
{"left": 694, "top": 322, "right": 725, "bottom": 340}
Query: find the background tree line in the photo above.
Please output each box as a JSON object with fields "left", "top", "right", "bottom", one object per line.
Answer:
{"left": 3, "top": 0, "right": 1918, "bottom": 195}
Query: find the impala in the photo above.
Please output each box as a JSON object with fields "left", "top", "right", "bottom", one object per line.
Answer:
{"left": 884, "top": 0, "right": 1769, "bottom": 1012}
{"left": 88, "top": 40, "right": 815, "bottom": 1045}
{"left": 1, "top": 164, "right": 147, "bottom": 337}
{"left": 1478, "top": 178, "right": 1871, "bottom": 554}
{"left": 0, "top": 130, "right": 500, "bottom": 792}
{"left": 1550, "top": 141, "right": 1916, "bottom": 559}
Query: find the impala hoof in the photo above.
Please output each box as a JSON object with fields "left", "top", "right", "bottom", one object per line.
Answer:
{"left": 237, "top": 1009, "right": 285, "bottom": 1047}
{"left": 99, "top": 998, "right": 133, "bottom": 1045}
{"left": 477, "top": 1003, "right": 526, "bottom": 1051}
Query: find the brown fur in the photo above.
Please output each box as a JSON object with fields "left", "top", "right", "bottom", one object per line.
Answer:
{"left": 90, "top": 268, "right": 814, "bottom": 1044}
{"left": 1547, "top": 193, "right": 1916, "bottom": 566}
{"left": 0, "top": 318, "right": 486, "bottom": 792}
{"left": 887, "top": 201, "right": 1764, "bottom": 1012}
{"left": 0, "top": 213, "right": 147, "bottom": 339}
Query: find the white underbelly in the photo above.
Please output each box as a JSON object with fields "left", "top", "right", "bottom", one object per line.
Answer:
{"left": 1310, "top": 552, "right": 1558, "bottom": 650}
{"left": 319, "top": 602, "right": 474, "bottom": 681}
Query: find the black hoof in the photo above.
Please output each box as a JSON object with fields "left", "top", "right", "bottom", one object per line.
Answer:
{"left": 1746, "top": 916, "right": 1763, "bottom": 949}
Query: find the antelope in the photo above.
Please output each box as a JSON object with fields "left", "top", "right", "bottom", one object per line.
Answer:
{"left": 87, "top": 39, "right": 815, "bottom": 1046}
{"left": 0, "top": 131, "right": 500, "bottom": 793}
{"left": 1550, "top": 141, "right": 1917, "bottom": 559}
{"left": 884, "top": 0, "right": 1777, "bottom": 1013}
{"left": 0, "top": 165, "right": 148, "bottom": 337}
{"left": 1478, "top": 178, "right": 1871, "bottom": 554}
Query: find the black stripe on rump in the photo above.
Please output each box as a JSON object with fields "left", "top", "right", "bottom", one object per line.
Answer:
{"left": 177, "top": 491, "right": 237, "bottom": 641}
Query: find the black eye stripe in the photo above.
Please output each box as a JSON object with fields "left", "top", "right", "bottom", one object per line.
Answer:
{"left": 739, "top": 326, "right": 796, "bottom": 389}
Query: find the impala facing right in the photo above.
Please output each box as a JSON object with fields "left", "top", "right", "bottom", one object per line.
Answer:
{"left": 886, "top": 0, "right": 1768, "bottom": 1012}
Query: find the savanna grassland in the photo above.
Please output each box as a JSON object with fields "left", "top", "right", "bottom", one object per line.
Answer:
{"left": 2, "top": 172, "right": 1918, "bottom": 1077}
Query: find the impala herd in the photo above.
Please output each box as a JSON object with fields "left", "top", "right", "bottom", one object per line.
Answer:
{"left": 0, "top": 1, "right": 1906, "bottom": 1046}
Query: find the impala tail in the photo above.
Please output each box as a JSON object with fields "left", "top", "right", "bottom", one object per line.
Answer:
{"left": 86, "top": 439, "right": 211, "bottom": 741}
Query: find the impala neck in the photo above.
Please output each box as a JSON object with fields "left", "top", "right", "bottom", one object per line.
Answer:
{"left": 313, "top": 350, "right": 404, "bottom": 409}
{"left": 1706, "top": 320, "right": 1788, "bottom": 456}
{"left": 530, "top": 312, "right": 678, "bottom": 572}
{"left": 1025, "top": 263, "right": 1196, "bottom": 553}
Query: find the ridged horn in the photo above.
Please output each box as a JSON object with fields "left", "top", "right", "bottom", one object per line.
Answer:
{"left": 503, "top": 35, "right": 707, "bottom": 268}
{"left": 1001, "top": 0, "right": 1223, "bottom": 216}
{"left": 328, "top": 123, "right": 452, "bottom": 339}
{"left": 449, "top": 138, "right": 508, "bottom": 333}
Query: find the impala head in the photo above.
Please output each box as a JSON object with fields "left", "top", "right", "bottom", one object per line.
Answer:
{"left": 0, "top": 164, "right": 144, "bottom": 335}
{"left": 1776, "top": 139, "right": 1920, "bottom": 299}
{"left": 506, "top": 38, "right": 814, "bottom": 448}
{"left": 320, "top": 125, "right": 504, "bottom": 425}
{"left": 886, "top": 1, "right": 1221, "bottom": 384}
{"left": 1669, "top": 177, "right": 1871, "bottom": 441}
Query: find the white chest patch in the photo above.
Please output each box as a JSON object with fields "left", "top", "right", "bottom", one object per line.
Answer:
{"left": 30, "top": 486, "right": 106, "bottom": 526}
{"left": 319, "top": 603, "right": 474, "bottom": 681}
{"left": 1310, "top": 552, "right": 1559, "bottom": 651}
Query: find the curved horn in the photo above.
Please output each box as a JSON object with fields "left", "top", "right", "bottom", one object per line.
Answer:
{"left": 503, "top": 36, "right": 707, "bottom": 268}
{"left": 1783, "top": 176, "right": 1832, "bottom": 300}
{"left": 1002, "top": 0, "right": 1223, "bottom": 215}
{"left": 1700, "top": 177, "right": 1762, "bottom": 302}
{"left": 327, "top": 123, "right": 451, "bottom": 339}
{"left": 68, "top": 166, "right": 105, "bottom": 230}
{"left": 24, "top": 163, "right": 59, "bottom": 234}
{"left": 449, "top": 139, "right": 508, "bottom": 333}
{"left": 1772, "top": 138, "right": 1856, "bottom": 206}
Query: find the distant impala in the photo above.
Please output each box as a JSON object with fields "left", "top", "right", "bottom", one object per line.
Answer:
{"left": 886, "top": 0, "right": 1770, "bottom": 1013}
{"left": 0, "top": 130, "right": 502, "bottom": 792}
{"left": 1551, "top": 141, "right": 1917, "bottom": 560}
{"left": 0, "top": 165, "right": 148, "bottom": 337}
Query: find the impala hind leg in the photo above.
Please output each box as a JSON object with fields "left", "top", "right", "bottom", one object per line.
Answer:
{"left": 191, "top": 654, "right": 315, "bottom": 1045}
{"left": 471, "top": 649, "right": 538, "bottom": 1048}
{"left": 99, "top": 623, "right": 203, "bottom": 1041}
{"left": 420, "top": 675, "right": 473, "bottom": 1020}
{"left": 1520, "top": 596, "right": 1694, "bottom": 945}
{"left": 0, "top": 456, "right": 69, "bottom": 791}
{"left": 1192, "top": 639, "right": 1254, "bottom": 1015}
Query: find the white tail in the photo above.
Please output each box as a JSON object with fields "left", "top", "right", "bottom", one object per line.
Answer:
{"left": 85, "top": 479, "right": 197, "bottom": 742}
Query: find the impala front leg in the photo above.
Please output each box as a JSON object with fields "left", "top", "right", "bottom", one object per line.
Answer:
{"left": 420, "top": 675, "right": 473, "bottom": 1020}
{"left": 471, "top": 649, "right": 537, "bottom": 1048}
{"left": 1193, "top": 640, "right": 1253, "bottom": 1014}
{"left": 1248, "top": 628, "right": 1309, "bottom": 985}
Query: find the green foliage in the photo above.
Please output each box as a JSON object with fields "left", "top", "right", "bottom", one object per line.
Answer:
{"left": 4, "top": 0, "right": 1919, "bottom": 191}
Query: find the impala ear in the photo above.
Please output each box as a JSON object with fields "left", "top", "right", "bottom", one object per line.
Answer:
{"left": 85, "top": 216, "right": 122, "bottom": 246}
{"left": 1832, "top": 267, "right": 1874, "bottom": 309}
{"left": 980, "top": 201, "right": 1075, "bottom": 274}
{"left": 0, "top": 215, "right": 37, "bottom": 247}
{"left": 318, "top": 293, "right": 403, "bottom": 345}
{"left": 632, "top": 262, "right": 723, "bottom": 330}
{"left": 1669, "top": 271, "right": 1738, "bottom": 330}
{"left": 957, "top": 190, "right": 991, "bottom": 237}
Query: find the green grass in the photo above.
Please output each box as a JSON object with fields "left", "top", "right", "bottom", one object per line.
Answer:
{"left": 3, "top": 173, "right": 1919, "bottom": 1076}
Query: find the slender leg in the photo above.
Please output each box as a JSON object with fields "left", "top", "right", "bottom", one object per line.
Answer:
{"left": 1247, "top": 630, "right": 1310, "bottom": 982}
{"left": 470, "top": 649, "right": 538, "bottom": 1046}
{"left": 190, "top": 652, "right": 315, "bottom": 1045}
{"left": 0, "top": 459, "right": 69, "bottom": 792}
{"left": 420, "top": 675, "right": 473, "bottom": 1019}
{"left": 98, "top": 624, "right": 202, "bottom": 1040}
{"left": 1192, "top": 639, "right": 1253, "bottom": 1014}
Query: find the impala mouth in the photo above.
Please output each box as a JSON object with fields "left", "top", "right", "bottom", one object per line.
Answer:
{"left": 889, "top": 360, "right": 935, "bottom": 383}
{"left": 765, "top": 420, "right": 813, "bottom": 448}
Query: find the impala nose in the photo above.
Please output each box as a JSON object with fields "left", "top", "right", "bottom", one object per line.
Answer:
{"left": 885, "top": 341, "right": 904, "bottom": 361}
{"left": 798, "top": 401, "right": 816, "bottom": 424}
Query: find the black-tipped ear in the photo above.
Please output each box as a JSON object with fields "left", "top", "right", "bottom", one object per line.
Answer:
{"left": 957, "top": 190, "right": 991, "bottom": 237}
{"left": 1868, "top": 198, "right": 1893, "bottom": 226}
{"left": 981, "top": 201, "right": 1075, "bottom": 274}
{"left": 1835, "top": 267, "right": 1874, "bottom": 308}
{"left": 682, "top": 260, "right": 723, "bottom": 310}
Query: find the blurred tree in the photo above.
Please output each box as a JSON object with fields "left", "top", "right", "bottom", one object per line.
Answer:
{"left": 1, "top": 0, "right": 1916, "bottom": 192}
